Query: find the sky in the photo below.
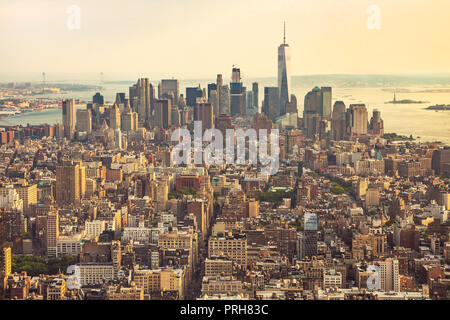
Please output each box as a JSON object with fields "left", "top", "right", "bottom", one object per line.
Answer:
{"left": 1, "top": 0, "right": 450, "bottom": 79}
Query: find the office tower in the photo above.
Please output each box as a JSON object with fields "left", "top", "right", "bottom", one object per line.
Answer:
{"left": 368, "top": 109, "right": 384, "bottom": 136}
{"left": 55, "top": 161, "right": 81, "bottom": 205}
{"left": 207, "top": 83, "right": 217, "bottom": 99}
{"left": 78, "top": 162, "right": 86, "bottom": 199}
{"left": 230, "top": 67, "right": 245, "bottom": 116}
{"left": 46, "top": 211, "right": 59, "bottom": 257}
{"left": 219, "top": 85, "right": 230, "bottom": 115}
{"left": 278, "top": 22, "right": 291, "bottom": 116}
{"left": 208, "top": 90, "right": 219, "bottom": 116}
{"left": 321, "top": 87, "right": 332, "bottom": 119}
{"left": 194, "top": 103, "right": 214, "bottom": 131}
{"left": 129, "top": 78, "right": 153, "bottom": 125}
{"left": 93, "top": 92, "right": 104, "bottom": 105}
{"left": 252, "top": 82, "right": 259, "bottom": 111}
{"left": 246, "top": 91, "right": 255, "bottom": 116}
{"left": 109, "top": 103, "right": 121, "bottom": 130}
{"left": 331, "top": 101, "right": 346, "bottom": 141}
{"left": 432, "top": 148, "right": 450, "bottom": 175}
{"left": 303, "top": 87, "right": 321, "bottom": 120}
{"left": 171, "top": 105, "right": 181, "bottom": 127}
{"left": 216, "top": 74, "right": 223, "bottom": 113}
{"left": 215, "top": 114, "right": 234, "bottom": 137}
{"left": 263, "top": 87, "right": 280, "bottom": 121}
{"left": 160, "top": 79, "right": 180, "bottom": 104}
{"left": 186, "top": 85, "right": 203, "bottom": 107}
{"left": 347, "top": 104, "right": 368, "bottom": 136}
{"left": 62, "top": 99, "right": 75, "bottom": 139}
{"left": 286, "top": 94, "right": 298, "bottom": 114}
{"left": 154, "top": 99, "right": 172, "bottom": 129}
{"left": 121, "top": 102, "right": 138, "bottom": 132}
{"left": 129, "top": 83, "right": 138, "bottom": 109}
{"left": 136, "top": 78, "right": 152, "bottom": 123}
{"left": 114, "top": 130, "right": 122, "bottom": 150}
{"left": 76, "top": 109, "right": 92, "bottom": 134}
{"left": 304, "top": 213, "right": 318, "bottom": 258}
{"left": 1, "top": 246, "right": 11, "bottom": 277}
{"left": 115, "top": 93, "right": 126, "bottom": 106}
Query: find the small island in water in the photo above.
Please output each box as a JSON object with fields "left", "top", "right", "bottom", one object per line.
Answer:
{"left": 385, "top": 93, "right": 427, "bottom": 104}
{"left": 426, "top": 104, "right": 450, "bottom": 111}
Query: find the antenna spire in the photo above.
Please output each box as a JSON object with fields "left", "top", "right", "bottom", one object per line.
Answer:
{"left": 283, "top": 21, "right": 286, "bottom": 45}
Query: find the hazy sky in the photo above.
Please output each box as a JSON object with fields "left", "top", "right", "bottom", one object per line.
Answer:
{"left": 1, "top": 0, "right": 450, "bottom": 79}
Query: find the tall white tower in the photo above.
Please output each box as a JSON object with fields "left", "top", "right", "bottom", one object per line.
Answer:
{"left": 278, "top": 22, "right": 291, "bottom": 116}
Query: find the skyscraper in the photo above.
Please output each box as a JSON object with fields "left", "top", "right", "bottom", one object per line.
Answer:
{"left": 62, "top": 99, "right": 75, "bottom": 139}
{"left": 109, "top": 103, "right": 121, "bottom": 130}
{"left": 129, "top": 78, "right": 153, "bottom": 125}
{"left": 194, "top": 103, "right": 214, "bottom": 131}
{"left": 115, "top": 93, "right": 126, "bottom": 106}
{"left": 216, "top": 74, "right": 223, "bottom": 114}
{"left": 154, "top": 99, "right": 172, "bottom": 129}
{"left": 230, "top": 67, "right": 245, "bottom": 116}
{"left": 252, "top": 82, "right": 259, "bottom": 112}
{"left": 347, "top": 104, "right": 368, "bottom": 136}
{"left": 93, "top": 92, "right": 104, "bottom": 105}
{"left": 160, "top": 79, "right": 180, "bottom": 104}
{"left": 278, "top": 22, "right": 291, "bottom": 116}
{"left": 76, "top": 109, "right": 92, "bottom": 134}
{"left": 186, "top": 85, "right": 204, "bottom": 107}
{"left": 246, "top": 91, "right": 254, "bottom": 116}
{"left": 208, "top": 90, "right": 219, "bottom": 117}
{"left": 46, "top": 211, "right": 59, "bottom": 257}
{"left": 303, "top": 213, "right": 318, "bottom": 258}
{"left": 331, "top": 101, "right": 346, "bottom": 141}
{"left": 321, "top": 87, "right": 332, "bottom": 119}
{"left": 121, "top": 101, "right": 139, "bottom": 132}
{"left": 219, "top": 85, "right": 230, "bottom": 115}
{"left": 263, "top": 87, "right": 280, "bottom": 121}
{"left": 55, "top": 160, "right": 81, "bottom": 205}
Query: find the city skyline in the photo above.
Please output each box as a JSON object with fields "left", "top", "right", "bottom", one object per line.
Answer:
{"left": 0, "top": 0, "right": 449, "bottom": 305}
{"left": 2, "top": 0, "right": 450, "bottom": 78}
